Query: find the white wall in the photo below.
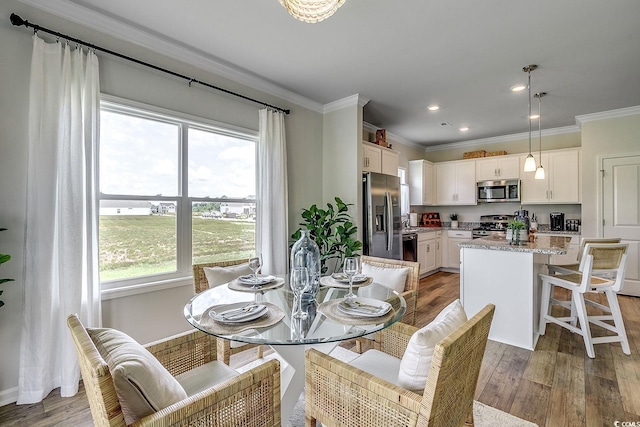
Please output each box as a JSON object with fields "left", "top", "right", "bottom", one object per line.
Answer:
{"left": 0, "top": 0, "right": 324, "bottom": 403}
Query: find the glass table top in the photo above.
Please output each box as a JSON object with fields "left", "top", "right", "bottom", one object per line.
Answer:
{"left": 184, "top": 276, "right": 406, "bottom": 346}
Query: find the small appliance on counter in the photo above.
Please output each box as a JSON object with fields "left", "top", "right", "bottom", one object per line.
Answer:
{"left": 550, "top": 212, "right": 565, "bottom": 231}
{"left": 421, "top": 212, "right": 441, "bottom": 227}
{"left": 566, "top": 219, "right": 581, "bottom": 232}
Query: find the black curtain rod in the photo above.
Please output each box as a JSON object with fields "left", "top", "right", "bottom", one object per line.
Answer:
{"left": 10, "top": 13, "right": 290, "bottom": 115}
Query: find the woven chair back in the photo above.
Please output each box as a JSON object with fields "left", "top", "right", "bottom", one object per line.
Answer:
{"left": 421, "top": 304, "right": 495, "bottom": 426}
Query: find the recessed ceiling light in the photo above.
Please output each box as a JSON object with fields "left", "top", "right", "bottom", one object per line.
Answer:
{"left": 427, "top": 105, "right": 440, "bottom": 111}
{"left": 511, "top": 84, "right": 526, "bottom": 92}
{"left": 529, "top": 114, "right": 540, "bottom": 120}
{"left": 459, "top": 127, "right": 469, "bottom": 132}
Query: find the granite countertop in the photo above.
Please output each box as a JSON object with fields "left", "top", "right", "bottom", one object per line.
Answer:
{"left": 402, "top": 227, "right": 443, "bottom": 234}
{"left": 458, "top": 235, "right": 570, "bottom": 255}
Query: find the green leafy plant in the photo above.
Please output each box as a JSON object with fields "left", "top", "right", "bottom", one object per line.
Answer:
{"left": 507, "top": 220, "right": 527, "bottom": 230}
{"left": 449, "top": 213, "right": 459, "bottom": 221}
{"left": 0, "top": 228, "right": 14, "bottom": 309}
{"left": 290, "top": 197, "right": 362, "bottom": 275}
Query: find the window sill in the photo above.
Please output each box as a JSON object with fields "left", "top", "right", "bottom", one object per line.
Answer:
{"left": 101, "top": 276, "right": 193, "bottom": 300}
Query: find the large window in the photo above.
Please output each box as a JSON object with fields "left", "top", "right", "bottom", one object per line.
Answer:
{"left": 98, "top": 100, "right": 258, "bottom": 289}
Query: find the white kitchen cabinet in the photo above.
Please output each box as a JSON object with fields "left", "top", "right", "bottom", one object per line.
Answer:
{"left": 520, "top": 149, "right": 581, "bottom": 204}
{"left": 418, "top": 231, "right": 437, "bottom": 275}
{"left": 362, "top": 141, "right": 398, "bottom": 176}
{"left": 408, "top": 160, "right": 434, "bottom": 205}
{"left": 475, "top": 155, "right": 520, "bottom": 181}
{"left": 446, "top": 229, "right": 472, "bottom": 269}
{"left": 436, "top": 161, "right": 476, "bottom": 205}
{"left": 435, "top": 231, "right": 442, "bottom": 268}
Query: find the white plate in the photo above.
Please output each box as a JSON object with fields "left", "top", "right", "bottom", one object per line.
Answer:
{"left": 237, "top": 275, "right": 276, "bottom": 285}
{"left": 330, "top": 273, "right": 368, "bottom": 283}
{"left": 337, "top": 297, "right": 391, "bottom": 317}
{"left": 209, "top": 303, "right": 268, "bottom": 323}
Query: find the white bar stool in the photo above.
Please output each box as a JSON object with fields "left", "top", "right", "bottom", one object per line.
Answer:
{"left": 539, "top": 243, "right": 630, "bottom": 358}
{"left": 547, "top": 237, "right": 621, "bottom": 275}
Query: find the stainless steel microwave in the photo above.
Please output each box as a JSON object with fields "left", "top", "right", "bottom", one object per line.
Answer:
{"left": 477, "top": 179, "right": 521, "bottom": 203}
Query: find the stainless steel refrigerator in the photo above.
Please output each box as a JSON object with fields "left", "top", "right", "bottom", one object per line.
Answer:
{"left": 363, "top": 172, "right": 402, "bottom": 260}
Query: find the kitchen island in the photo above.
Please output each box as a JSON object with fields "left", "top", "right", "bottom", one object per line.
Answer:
{"left": 458, "top": 235, "right": 571, "bottom": 350}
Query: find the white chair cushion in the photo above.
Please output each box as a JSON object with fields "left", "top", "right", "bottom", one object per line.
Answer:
{"left": 350, "top": 349, "right": 403, "bottom": 388}
{"left": 175, "top": 361, "right": 238, "bottom": 397}
{"left": 397, "top": 299, "right": 468, "bottom": 392}
{"left": 203, "top": 262, "right": 252, "bottom": 287}
{"left": 87, "top": 327, "right": 187, "bottom": 425}
{"left": 361, "top": 263, "right": 410, "bottom": 293}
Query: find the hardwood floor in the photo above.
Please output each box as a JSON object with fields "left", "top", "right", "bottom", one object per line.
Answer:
{"left": 1, "top": 271, "right": 639, "bottom": 426}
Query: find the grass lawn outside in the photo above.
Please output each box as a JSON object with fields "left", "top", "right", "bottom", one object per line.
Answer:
{"left": 99, "top": 214, "right": 255, "bottom": 281}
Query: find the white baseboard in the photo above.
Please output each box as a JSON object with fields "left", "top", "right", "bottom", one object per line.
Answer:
{"left": 0, "top": 386, "right": 18, "bottom": 407}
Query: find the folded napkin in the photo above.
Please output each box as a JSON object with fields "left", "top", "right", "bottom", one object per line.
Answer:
{"left": 210, "top": 303, "right": 268, "bottom": 322}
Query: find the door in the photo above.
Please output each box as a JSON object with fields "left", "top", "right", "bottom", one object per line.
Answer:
{"left": 602, "top": 155, "right": 640, "bottom": 296}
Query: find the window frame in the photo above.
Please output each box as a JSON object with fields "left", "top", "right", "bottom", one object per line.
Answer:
{"left": 99, "top": 95, "right": 258, "bottom": 299}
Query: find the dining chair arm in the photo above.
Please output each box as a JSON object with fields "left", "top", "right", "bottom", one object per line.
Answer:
{"left": 131, "top": 358, "right": 281, "bottom": 427}
{"left": 144, "top": 330, "right": 218, "bottom": 377}
{"left": 375, "top": 321, "right": 418, "bottom": 358}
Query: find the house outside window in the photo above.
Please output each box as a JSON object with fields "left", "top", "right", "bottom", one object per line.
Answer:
{"left": 98, "top": 98, "right": 257, "bottom": 291}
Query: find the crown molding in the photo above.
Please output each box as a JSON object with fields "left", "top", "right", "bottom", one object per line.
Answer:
{"left": 424, "top": 125, "right": 580, "bottom": 152}
{"left": 323, "top": 94, "right": 370, "bottom": 113}
{"left": 18, "top": 0, "right": 325, "bottom": 113}
{"left": 575, "top": 105, "right": 640, "bottom": 126}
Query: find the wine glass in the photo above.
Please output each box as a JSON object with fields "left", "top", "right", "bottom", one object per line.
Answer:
{"left": 248, "top": 253, "right": 263, "bottom": 289}
{"left": 290, "top": 267, "right": 310, "bottom": 319}
{"left": 343, "top": 256, "right": 359, "bottom": 300}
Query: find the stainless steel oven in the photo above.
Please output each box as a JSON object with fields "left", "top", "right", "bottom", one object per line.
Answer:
{"left": 402, "top": 233, "right": 418, "bottom": 262}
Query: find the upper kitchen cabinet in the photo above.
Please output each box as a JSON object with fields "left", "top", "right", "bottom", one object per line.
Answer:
{"left": 408, "top": 160, "right": 434, "bottom": 205}
{"left": 436, "top": 160, "right": 477, "bottom": 205}
{"left": 520, "top": 148, "right": 581, "bottom": 204}
{"left": 362, "top": 141, "right": 398, "bottom": 176}
{"left": 475, "top": 155, "right": 520, "bottom": 181}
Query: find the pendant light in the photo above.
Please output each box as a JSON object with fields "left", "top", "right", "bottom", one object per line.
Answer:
{"left": 522, "top": 65, "right": 538, "bottom": 172}
{"left": 534, "top": 92, "right": 547, "bottom": 180}
{"left": 278, "top": 0, "right": 346, "bottom": 23}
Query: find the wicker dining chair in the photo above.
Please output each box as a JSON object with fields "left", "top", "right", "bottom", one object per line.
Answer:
{"left": 305, "top": 304, "right": 495, "bottom": 427}
{"left": 67, "top": 314, "right": 281, "bottom": 427}
{"left": 354, "top": 255, "right": 420, "bottom": 353}
{"left": 193, "top": 259, "right": 263, "bottom": 365}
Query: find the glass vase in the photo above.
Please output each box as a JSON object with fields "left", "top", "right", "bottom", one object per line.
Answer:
{"left": 290, "top": 230, "right": 321, "bottom": 301}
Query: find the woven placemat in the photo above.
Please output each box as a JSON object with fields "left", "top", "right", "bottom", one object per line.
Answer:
{"left": 318, "top": 299, "right": 395, "bottom": 326}
{"left": 319, "top": 276, "right": 373, "bottom": 289}
{"left": 200, "top": 302, "right": 285, "bottom": 335}
{"left": 228, "top": 277, "right": 285, "bottom": 293}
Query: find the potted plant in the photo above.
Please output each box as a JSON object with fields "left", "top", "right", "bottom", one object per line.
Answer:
{"left": 449, "top": 213, "right": 459, "bottom": 229}
{"left": 290, "top": 197, "right": 362, "bottom": 275}
{"left": 0, "top": 228, "right": 14, "bottom": 308}
{"left": 506, "top": 220, "right": 528, "bottom": 245}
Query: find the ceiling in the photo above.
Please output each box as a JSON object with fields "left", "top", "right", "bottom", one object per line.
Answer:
{"left": 23, "top": 0, "right": 640, "bottom": 148}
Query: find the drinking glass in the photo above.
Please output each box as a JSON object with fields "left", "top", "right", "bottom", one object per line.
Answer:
{"left": 343, "top": 256, "right": 359, "bottom": 300}
{"left": 290, "top": 267, "right": 310, "bottom": 319}
{"left": 248, "top": 253, "right": 263, "bottom": 288}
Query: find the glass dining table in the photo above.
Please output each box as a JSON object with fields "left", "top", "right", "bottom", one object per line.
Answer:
{"left": 184, "top": 276, "right": 406, "bottom": 422}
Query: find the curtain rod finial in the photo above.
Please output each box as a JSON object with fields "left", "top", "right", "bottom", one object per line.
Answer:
{"left": 10, "top": 13, "right": 27, "bottom": 27}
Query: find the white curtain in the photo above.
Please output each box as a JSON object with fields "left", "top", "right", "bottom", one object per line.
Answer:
{"left": 256, "top": 109, "right": 289, "bottom": 275}
{"left": 18, "top": 36, "right": 101, "bottom": 404}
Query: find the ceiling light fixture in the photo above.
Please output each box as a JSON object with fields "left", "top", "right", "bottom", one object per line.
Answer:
{"left": 510, "top": 84, "right": 526, "bottom": 92}
{"left": 534, "top": 92, "right": 547, "bottom": 180}
{"left": 427, "top": 105, "right": 440, "bottom": 111}
{"left": 522, "top": 64, "right": 538, "bottom": 172}
{"left": 459, "top": 127, "right": 469, "bottom": 132}
{"left": 278, "top": 0, "right": 346, "bottom": 23}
